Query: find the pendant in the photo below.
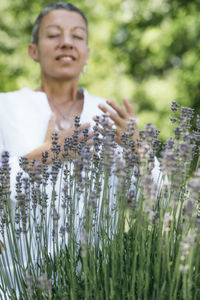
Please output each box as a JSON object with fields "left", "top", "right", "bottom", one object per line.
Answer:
{"left": 60, "top": 119, "right": 71, "bottom": 130}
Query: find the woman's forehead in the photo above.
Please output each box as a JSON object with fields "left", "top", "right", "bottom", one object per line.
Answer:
{"left": 39, "top": 9, "right": 87, "bottom": 31}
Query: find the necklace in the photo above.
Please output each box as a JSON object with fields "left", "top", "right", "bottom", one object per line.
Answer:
{"left": 47, "top": 89, "right": 83, "bottom": 130}
{"left": 51, "top": 99, "right": 77, "bottom": 130}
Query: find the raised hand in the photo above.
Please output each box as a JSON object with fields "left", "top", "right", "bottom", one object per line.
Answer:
{"left": 97, "top": 99, "right": 139, "bottom": 145}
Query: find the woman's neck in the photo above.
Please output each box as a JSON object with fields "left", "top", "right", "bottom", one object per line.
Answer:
{"left": 37, "top": 75, "right": 80, "bottom": 105}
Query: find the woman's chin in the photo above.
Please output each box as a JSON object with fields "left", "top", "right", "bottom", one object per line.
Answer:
{"left": 44, "top": 71, "right": 80, "bottom": 81}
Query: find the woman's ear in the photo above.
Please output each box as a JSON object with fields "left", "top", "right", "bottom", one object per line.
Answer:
{"left": 28, "top": 43, "right": 39, "bottom": 62}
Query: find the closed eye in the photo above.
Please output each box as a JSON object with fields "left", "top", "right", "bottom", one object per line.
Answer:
{"left": 48, "top": 34, "right": 60, "bottom": 38}
{"left": 73, "top": 35, "right": 84, "bottom": 40}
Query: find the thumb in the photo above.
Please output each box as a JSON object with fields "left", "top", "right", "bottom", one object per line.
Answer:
{"left": 44, "top": 114, "right": 56, "bottom": 142}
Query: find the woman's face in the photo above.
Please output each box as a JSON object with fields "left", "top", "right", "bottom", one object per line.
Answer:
{"left": 29, "top": 9, "right": 89, "bottom": 81}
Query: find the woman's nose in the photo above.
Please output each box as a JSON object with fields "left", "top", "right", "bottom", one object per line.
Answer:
{"left": 59, "top": 33, "right": 73, "bottom": 48}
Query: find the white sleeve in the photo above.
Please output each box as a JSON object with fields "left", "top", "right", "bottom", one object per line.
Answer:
{"left": 0, "top": 129, "right": 4, "bottom": 159}
{"left": 0, "top": 128, "right": 21, "bottom": 203}
{"left": 152, "top": 156, "right": 162, "bottom": 184}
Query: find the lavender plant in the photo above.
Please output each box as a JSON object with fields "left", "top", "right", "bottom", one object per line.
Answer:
{"left": 0, "top": 105, "right": 200, "bottom": 300}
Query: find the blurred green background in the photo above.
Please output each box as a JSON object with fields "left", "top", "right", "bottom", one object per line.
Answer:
{"left": 1, "top": 0, "right": 200, "bottom": 139}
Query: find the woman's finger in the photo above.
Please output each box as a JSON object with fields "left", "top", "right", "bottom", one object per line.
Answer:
{"left": 78, "top": 130, "right": 94, "bottom": 142}
{"left": 86, "top": 138, "right": 94, "bottom": 148}
{"left": 98, "top": 104, "right": 122, "bottom": 125}
{"left": 123, "top": 98, "right": 135, "bottom": 117}
{"left": 78, "top": 122, "right": 91, "bottom": 132}
{"left": 106, "top": 99, "right": 128, "bottom": 119}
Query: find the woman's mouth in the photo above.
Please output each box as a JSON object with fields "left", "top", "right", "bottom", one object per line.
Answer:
{"left": 56, "top": 55, "right": 76, "bottom": 62}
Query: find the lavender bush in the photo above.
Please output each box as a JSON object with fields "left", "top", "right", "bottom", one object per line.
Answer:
{"left": 0, "top": 103, "right": 200, "bottom": 299}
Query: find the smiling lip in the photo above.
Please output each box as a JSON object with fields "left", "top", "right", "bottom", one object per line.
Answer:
{"left": 56, "top": 54, "right": 76, "bottom": 61}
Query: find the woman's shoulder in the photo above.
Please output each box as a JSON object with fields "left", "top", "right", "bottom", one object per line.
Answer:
{"left": 0, "top": 88, "right": 49, "bottom": 109}
{"left": 0, "top": 87, "right": 31, "bottom": 97}
{"left": 83, "top": 89, "right": 107, "bottom": 112}
{"left": 81, "top": 89, "right": 108, "bottom": 124}
{"left": 83, "top": 89, "right": 106, "bottom": 104}
{"left": 0, "top": 88, "right": 34, "bottom": 105}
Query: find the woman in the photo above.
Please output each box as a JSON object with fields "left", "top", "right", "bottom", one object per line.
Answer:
{"left": 0, "top": 4, "right": 161, "bottom": 297}
{"left": 0, "top": 2, "right": 137, "bottom": 169}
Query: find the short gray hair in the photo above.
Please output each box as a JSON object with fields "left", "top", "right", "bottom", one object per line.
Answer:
{"left": 31, "top": 2, "right": 88, "bottom": 44}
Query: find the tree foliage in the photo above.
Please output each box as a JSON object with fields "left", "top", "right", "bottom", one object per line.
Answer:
{"left": 110, "top": 0, "right": 200, "bottom": 133}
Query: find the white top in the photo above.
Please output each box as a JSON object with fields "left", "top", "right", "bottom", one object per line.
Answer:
{"left": 0, "top": 88, "right": 108, "bottom": 197}
{"left": 0, "top": 88, "right": 106, "bottom": 156}
{"left": 0, "top": 88, "right": 161, "bottom": 195}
